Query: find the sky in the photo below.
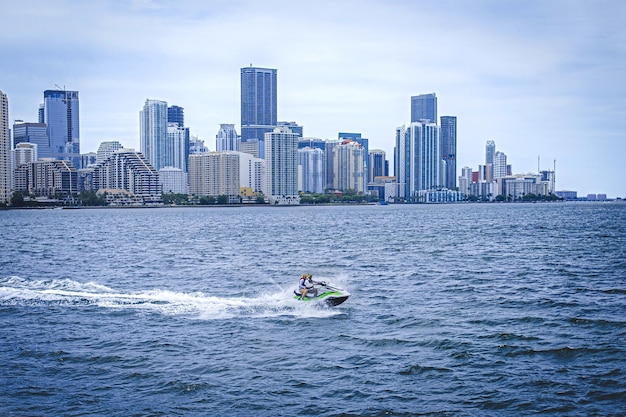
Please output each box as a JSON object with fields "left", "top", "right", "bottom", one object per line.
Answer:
{"left": 1, "top": 0, "right": 625, "bottom": 197}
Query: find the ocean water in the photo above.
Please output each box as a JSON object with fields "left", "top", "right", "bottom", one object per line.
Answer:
{"left": 1, "top": 203, "right": 625, "bottom": 416}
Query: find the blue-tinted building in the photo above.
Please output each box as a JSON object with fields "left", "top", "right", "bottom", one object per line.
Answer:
{"left": 167, "top": 105, "right": 184, "bottom": 127}
{"left": 278, "top": 121, "right": 303, "bottom": 137}
{"left": 410, "top": 93, "right": 437, "bottom": 124}
{"left": 140, "top": 99, "right": 168, "bottom": 171}
{"left": 13, "top": 122, "right": 48, "bottom": 158}
{"left": 43, "top": 89, "right": 80, "bottom": 168}
{"left": 241, "top": 66, "right": 277, "bottom": 159}
{"left": 440, "top": 116, "right": 457, "bottom": 189}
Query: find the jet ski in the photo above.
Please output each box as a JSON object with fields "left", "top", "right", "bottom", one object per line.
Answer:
{"left": 293, "top": 281, "right": 350, "bottom": 306}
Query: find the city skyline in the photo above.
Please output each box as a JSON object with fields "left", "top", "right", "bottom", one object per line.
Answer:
{"left": 1, "top": 1, "right": 624, "bottom": 197}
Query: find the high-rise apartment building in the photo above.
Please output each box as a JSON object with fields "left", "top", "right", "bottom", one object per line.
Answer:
{"left": 167, "top": 122, "right": 189, "bottom": 172}
{"left": 43, "top": 89, "right": 80, "bottom": 167}
{"left": 14, "top": 143, "right": 38, "bottom": 166}
{"left": 241, "top": 66, "right": 277, "bottom": 159}
{"left": 216, "top": 124, "right": 239, "bottom": 152}
{"left": 264, "top": 127, "right": 299, "bottom": 204}
{"left": 493, "top": 151, "right": 508, "bottom": 180}
{"left": 395, "top": 121, "right": 441, "bottom": 199}
{"left": 235, "top": 151, "right": 265, "bottom": 194}
{"left": 188, "top": 152, "right": 240, "bottom": 200}
{"left": 440, "top": 116, "right": 457, "bottom": 189}
{"left": 298, "top": 146, "right": 325, "bottom": 194}
{"left": 368, "top": 149, "right": 387, "bottom": 182}
{"left": 93, "top": 148, "right": 161, "bottom": 204}
{"left": 96, "top": 141, "right": 124, "bottom": 164}
{"left": 0, "top": 90, "right": 10, "bottom": 203}
{"left": 159, "top": 166, "right": 189, "bottom": 194}
{"left": 13, "top": 159, "right": 78, "bottom": 197}
{"left": 411, "top": 93, "right": 437, "bottom": 123}
{"left": 334, "top": 140, "right": 366, "bottom": 194}
{"left": 140, "top": 99, "right": 168, "bottom": 171}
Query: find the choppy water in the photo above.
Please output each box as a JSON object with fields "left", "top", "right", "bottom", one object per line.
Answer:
{"left": 1, "top": 203, "right": 625, "bottom": 416}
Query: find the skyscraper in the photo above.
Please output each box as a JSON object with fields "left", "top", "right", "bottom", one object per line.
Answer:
{"left": 241, "top": 66, "right": 277, "bottom": 159}
{"left": 411, "top": 93, "right": 437, "bottom": 123}
{"left": 43, "top": 89, "right": 80, "bottom": 167}
{"left": 368, "top": 149, "right": 387, "bottom": 182}
{"left": 140, "top": 99, "right": 168, "bottom": 171}
{"left": 440, "top": 116, "right": 457, "bottom": 189}
{"left": 216, "top": 124, "right": 239, "bottom": 152}
{"left": 265, "top": 127, "right": 299, "bottom": 204}
{"left": 333, "top": 140, "right": 366, "bottom": 194}
{"left": 395, "top": 121, "right": 441, "bottom": 200}
{"left": 0, "top": 90, "right": 10, "bottom": 203}
{"left": 485, "top": 140, "right": 496, "bottom": 166}
{"left": 13, "top": 122, "right": 48, "bottom": 158}
{"left": 167, "top": 105, "right": 184, "bottom": 127}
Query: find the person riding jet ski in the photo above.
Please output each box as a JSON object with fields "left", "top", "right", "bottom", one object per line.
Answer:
{"left": 298, "top": 273, "right": 319, "bottom": 299}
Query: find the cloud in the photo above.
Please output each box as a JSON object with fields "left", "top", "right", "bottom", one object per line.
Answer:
{"left": 1, "top": 0, "right": 625, "bottom": 197}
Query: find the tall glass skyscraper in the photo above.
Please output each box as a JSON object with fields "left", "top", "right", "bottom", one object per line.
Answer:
{"left": 395, "top": 121, "right": 441, "bottom": 200}
{"left": 241, "top": 66, "right": 277, "bottom": 159}
{"left": 140, "top": 99, "right": 168, "bottom": 171}
{"left": 167, "top": 105, "right": 184, "bottom": 127}
{"left": 43, "top": 89, "right": 80, "bottom": 167}
{"left": 411, "top": 93, "right": 437, "bottom": 123}
{"left": 440, "top": 116, "right": 457, "bottom": 189}
{"left": 0, "top": 90, "right": 10, "bottom": 204}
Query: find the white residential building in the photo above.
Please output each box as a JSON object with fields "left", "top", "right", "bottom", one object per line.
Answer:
{"left": 264, "top": 127, "right": 299, "bottom": 205}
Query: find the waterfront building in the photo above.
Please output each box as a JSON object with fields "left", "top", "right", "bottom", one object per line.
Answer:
{"left": 418, "top": 188, "right": 464, "bottom": 203}
{"left": 167, "top": 105, "right": 184, "bottom": 127}
{"left": 13, "top": 159, "right": 78, "bottom": 198}
{"left": 0, "top": 90, "right": 10, "bottom": 203}
{"left": 496, "top": 174, "right": 549, "bottom": 200}
{"left": 216, "top": 124, "right": 239, "bottom": 152}
{"left": 367, "top": 175, "right": 396, "bottom": 202}
{"left": 241, "top": 66, "right": 277, "bottom": 159}
{"left": 458, "top": 166, "right": 473, "bottom": 196}
{"left": 333, "top": 139, "right": 366, "bottom": 194}
{"left": 140, "top": 99, "right": 168, "bottom": 171}
{"left": 42, "top": 89, "right": 80, "bottom": 168}
{"left": 264, "top": 127, "right": 299, "bottom": 205}
{"left": 159, "top": 166, "right": 189, "bottom": 194}
{"left": 298, "top": 146, "right": 325, "bottom": 194}
{"left": 485, "top": 140, "right": 496, "bottom": 182}
{"left": 188, "top": 152, "right": 240, "bottom": 201}
{"left": 440, "top": 116, "right": 457, "bottom": 189}
{"left": 13, "top": 122, "right": 48, "bottom": 158}
{"left": 411, "top": 93, "right": 437, "bottom": 124}
{"left": 235, "top": 151, "right": 265, "bottom": 194}
{"left": 93, "top": 149, "right": 161, "bottom": 204}
{"left": 556, "top": 190, "right": 577, "bottom": 200}
{"left": 395, "top": 121, "right": 441, "bottom": 200}
{"left": 339, "top": 132, "right": 368, "bottom": 187}
{"left": 324, "top": 140, "right": 340, "bottom": 191}
{"left": 278, "top": 121, "right": 303, "bottom": 137}
{"left": 96, "top": 141, "right": 124, "bottom": 164}
{"left": 368, "top": 149, "right": 387, "bottom": 182}
{"left": 14, "top": 143, "right": 38, "bottom": 166}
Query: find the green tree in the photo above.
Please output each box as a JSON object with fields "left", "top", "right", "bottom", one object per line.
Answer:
{"left": 217, "top": 195, "right": 229, "bottom": 204}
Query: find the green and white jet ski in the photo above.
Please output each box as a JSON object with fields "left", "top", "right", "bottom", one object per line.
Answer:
{"left": 293, "top": 281, "right": 350, "bottom": 306}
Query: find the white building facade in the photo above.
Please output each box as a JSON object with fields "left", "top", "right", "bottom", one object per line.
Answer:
{"left": 264, "top": 127, "right": 299, "bottom": 205}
